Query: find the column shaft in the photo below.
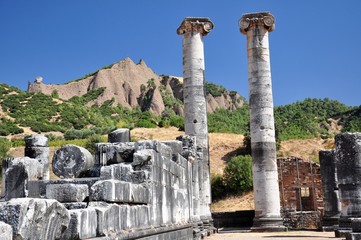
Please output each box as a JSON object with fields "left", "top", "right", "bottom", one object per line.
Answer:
{"left": 239, "top": 12, "right": 284, "bottom": 231}
{"left": 177, "top": 17, "right": 214, "bottom": 222}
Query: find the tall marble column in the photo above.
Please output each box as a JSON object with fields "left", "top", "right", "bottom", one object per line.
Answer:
{"left": 177, "top": 17, "right": 214, "bottom": 223}
{"left": 239, "top": 12, "right": 284, "bottom": 231}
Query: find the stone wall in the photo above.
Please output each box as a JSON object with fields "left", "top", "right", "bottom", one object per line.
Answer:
{"left": 277, "top": 157, "right": 323, "bottom": 229}
{"left": 0, "top": 131, "right": 210, "bottom": 240}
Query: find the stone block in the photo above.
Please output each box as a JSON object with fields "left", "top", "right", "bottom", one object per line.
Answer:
{"left": 2, "top": 157, "right": 41, "bottom": 200}
{"left": 176, "top": 135, "right": 197, "bottom": 160}
{"left": 108, "top": 128, "right": 130, "bottom": 143}
{"left": 161, "top": 140, "right": 183, "bottom": 155}
{"left": 24, "top": 147, "right": 50, "bottom": 180}
{"left": 27, "top": 178, "right": 99, "bottom": 198}
{"left": 46, "top": 183, "right": 89, "bottom": 202}
{"left": 135, "top": 205, "right": 150, "bottom": 229}
{"left": 61, "top": 208, "right": 97, "bottom": 240}
{"left": 131, "top": 170, "right": 150, "bottom": 184}
{"left": 135, "top": 140, "right": 172, "bottom": 161}
{"left": 352, "top": 218, "right": 361, "bottom": 232}
{"left": 100, "top": 163, "right": 150, "bottom": 184}
{"left": 52, "top": 144, "right": 94, "bottom": 178}
{"left": 90, "top": 180, "right": 149, "bottom": 204}
{"left": 24, "top": 134, "right": 48, "bottom": 147}
{"left": 63, "top": 202, "right": 88, "bottom": 210}
{"left": 119, "top": 205, "right": 131, "bottom": 230}
{"left": 174, "top": 153, "right": 188, "bottom": 168}
{"left": 132, "top": 149, "right": 156, "bottom": 168}
{"left": 0, "top": 198, "right": 69, "bottom": 240}
{"left": 24, "top": 135, "right": 49, "bottom": 180}
{"left": 0, "top": 221, "right": 12, "bottom": 240}
{"left": 100, "top": 163, "right": 133, "bottom": 180}
{"left": 89, "top": 202, "right": 121, "bottom": 236}
{"left": 95, "top": 142, "right": 135, "bottom": 165}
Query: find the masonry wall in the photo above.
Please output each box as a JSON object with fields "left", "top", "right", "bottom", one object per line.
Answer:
{"left": 277, "top": 157, "right": 323, "bottom": 229}
{"left": 0, "top": 137, "right": 195, "bottom": 240}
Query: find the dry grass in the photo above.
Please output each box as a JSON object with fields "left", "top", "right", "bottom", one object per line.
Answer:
{"left": 211, "top": 191, "right": 254, "bottom": 212}
{"left": 278, "top": 138, "right": 335, "bottom": 162}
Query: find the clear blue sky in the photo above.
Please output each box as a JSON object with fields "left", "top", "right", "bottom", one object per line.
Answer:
{"left": 1, "top": 0, "right": 360, "bottom": 107}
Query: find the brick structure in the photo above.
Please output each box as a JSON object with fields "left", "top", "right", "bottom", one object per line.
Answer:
{"left": 277, "top": 157, "right": 323, "bottom": 229}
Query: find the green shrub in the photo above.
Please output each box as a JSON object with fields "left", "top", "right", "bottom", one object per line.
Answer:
{"left": 49, "top": 139, "right": 87, "bottom": 147}
{"left": 159, "top": 119, "right": 170, "bottom": 128}
{"left": 0, "top": 118, "right": 24, "bottom": 136}
{"left": 135, "top": 119, "right": 157, "bottom": 128}
{"left": 223, "top": 155, "right": 253, "bottom": 194}
{"left": 343, "top": 106, "right": 361, "bottom": 132}
{"left": 64, "top": 129, "right": 95, "bottom": 140}
{"left": 205, "top": 82, "right": 226, "bottom": 97}
{"left": 208, "top": 107, "right": 249, "bottom": 134}
{"left": 84, "top": 134, "right": 106, "bottom": 154}
{"left": 169, "top": 115, "right": 184, "bottom": 130}
{"left": 0, "top": 138, "right": 11, "bottom": 174}
{"left": 51, "top": 90, "right": 59, "bottom": 98}
{"left": 0, "top": 138, "right": 10, "bottom": 159}
{"left": 211, "top": 174, "right": 225, "bottom": 201}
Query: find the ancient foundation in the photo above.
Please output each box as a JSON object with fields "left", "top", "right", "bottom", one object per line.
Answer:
{"left": 0, "top": 133, "right": 206, "bottom": 239}
{"left": 177, "top": 17, "right": 214, "bottom": 229}
{"left": 239, "top": 12, "right": 285, "bottom": 231}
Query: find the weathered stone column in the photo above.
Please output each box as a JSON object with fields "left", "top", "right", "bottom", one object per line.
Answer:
{"left": 319, "top": 150, "right": 341, "bottom": 231}
{"left": 177, "top": 17, "right": 214, "bottom": 223}
{"left": 24, "top": 134, "right": 50, "bottom": 180}
{"left": 239, "top": 12, "right": 284, "bottom": 231}
{"left": 335, "top": 133, "right": 361, "bottom": 237}
{"left": 52, "top": 144, "right": 94, "bottom": 178}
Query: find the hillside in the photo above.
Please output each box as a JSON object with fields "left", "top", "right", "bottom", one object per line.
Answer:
{"left": 27, "top": 57, "right": 245, "bottom": 115}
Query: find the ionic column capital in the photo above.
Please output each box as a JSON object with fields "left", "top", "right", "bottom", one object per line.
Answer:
{"left": 239, "top": 12, "right": 275, "bottom": 35}
{"left": 177, "top": 17, "right": 214, "bottom": 36}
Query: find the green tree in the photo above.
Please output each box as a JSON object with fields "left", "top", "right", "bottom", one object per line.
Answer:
{"left": 223, "top": 155, "right": 253, "bottom": 194}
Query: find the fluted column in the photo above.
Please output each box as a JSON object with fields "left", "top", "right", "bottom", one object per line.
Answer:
{"left": 177, "top": 17, "right": 214, "bottom": 222}
{"left": 239, "top": 12, "right": 285, "bottom": 231}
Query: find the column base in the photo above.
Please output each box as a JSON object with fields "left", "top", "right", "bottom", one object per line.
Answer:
{"left": 345, "top": 232, "right": 361, "bottom": 240}
{"left": 335, "top": 229, "right": 352, "bottom": 238}
{"left": 251, "top": 217, "right": 286, "bottom": 232}
{"left": 322, "top": 216, "right": 340, "bottom": 232}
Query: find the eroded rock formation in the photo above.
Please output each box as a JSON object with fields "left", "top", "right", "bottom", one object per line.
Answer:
{"left": 27, "top": 58, "right": 245, "bottom": 115}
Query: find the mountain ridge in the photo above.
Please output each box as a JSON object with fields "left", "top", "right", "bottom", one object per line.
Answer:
{"left": 27, "top": 57, "right": 246, "bottom": 115}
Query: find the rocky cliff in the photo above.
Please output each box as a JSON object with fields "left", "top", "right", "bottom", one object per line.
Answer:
{"left": 28, "top": 58, "right": 245, "bottom": 115}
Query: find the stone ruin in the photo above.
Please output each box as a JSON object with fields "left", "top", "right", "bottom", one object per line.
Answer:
{"left": 277, "top": 157, "right": 323, "bottom": 229}
{"left": 319, "top": 132, "right": 361, "bottom": 240}
{"left": 2, "top": 11, "right": 361, "bottom": 240}
{"left": 0, "top": 130, "right": 215, "bottom": 239}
